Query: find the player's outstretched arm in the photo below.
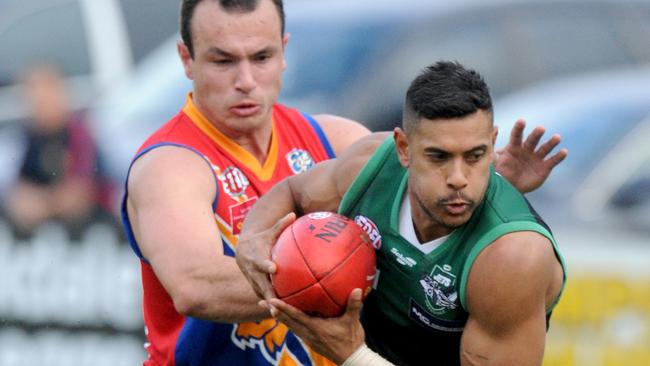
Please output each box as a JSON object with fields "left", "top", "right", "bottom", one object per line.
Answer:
{"left": 494, "top": 119, "right": 568, "bottom": 193}
{"left": 460, "top": 232, "right": 564, "bottom": 365}
{"left": 127, "top": 146, "right": 269, "bottom": 322}
{"left": 237, "top": 133, "right": 387, "bottom": 302}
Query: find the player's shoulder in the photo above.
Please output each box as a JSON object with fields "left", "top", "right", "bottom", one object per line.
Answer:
{"left": 340, "top": 132, "right": 391, "bottom": 157}
{"left": 468, "top": 231, "right": 557, "bottom": 301}
{"left": 334, "top": 132, "right": 390, "bottom": 170}
{"left": 482, "top": 232, "right": 556, "bottom": 273}
{"left": 312, "top": 114, "right": 367, "bottom": 131}
{"left": 318, "top": 132, "right": 390, "bottom": 201}
{"left": 311, "top": 114, "right": 372, "bottom": 156}
{"left": 128, "top": 145, "right": 215, "bottom": 196}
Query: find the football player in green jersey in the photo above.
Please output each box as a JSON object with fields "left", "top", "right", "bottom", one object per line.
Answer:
{"left": 237, "top": 61, "right": 567, "bottom": 366}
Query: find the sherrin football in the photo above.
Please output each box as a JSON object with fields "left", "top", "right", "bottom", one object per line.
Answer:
{"left": 271, "top": 212, "right": 377, "bottom": 317}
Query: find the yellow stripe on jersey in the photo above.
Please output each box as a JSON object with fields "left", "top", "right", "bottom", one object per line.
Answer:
{"left": 215, "top": 215, "right": 238, "bottom": 250}
{"left": 182, "top": 93, "right": 279, "bottom": 181}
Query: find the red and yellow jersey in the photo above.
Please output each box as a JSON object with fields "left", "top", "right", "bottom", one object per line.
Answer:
{"left": 122, "top": 95, "right": 336, "bottom": 366}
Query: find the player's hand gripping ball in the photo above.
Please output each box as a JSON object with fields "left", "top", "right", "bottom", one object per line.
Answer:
{"left": 271, "top": 212, "right": 377, "bottom": 317}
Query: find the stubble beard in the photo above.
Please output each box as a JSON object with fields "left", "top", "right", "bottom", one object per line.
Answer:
{"left": 415, "top": 191, "right": 476, "bottom": 232}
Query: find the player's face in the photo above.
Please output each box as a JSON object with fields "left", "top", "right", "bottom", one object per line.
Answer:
{"left": 395, "top": 110, "right": 496, "bottom": 241}
{"left": 178, "top": 0, "right": 287, "bottom": 136}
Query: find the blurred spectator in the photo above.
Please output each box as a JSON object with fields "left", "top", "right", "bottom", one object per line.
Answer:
{"left": 3, "top": 64, "right": 114, "bottom": 238}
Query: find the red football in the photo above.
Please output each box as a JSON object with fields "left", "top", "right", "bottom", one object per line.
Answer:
{"left": 271, "top": 212, "right": 377, "bottom": 317}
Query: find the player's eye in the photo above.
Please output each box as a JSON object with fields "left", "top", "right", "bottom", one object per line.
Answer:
{"left": 466, "top": 151, "right": 485, "bottom": 163}
{"left": 254, "top": 53, "right": 271, "bottom": 62}
{"left": 427, "top": 153, "right": 448, "bottom": 162}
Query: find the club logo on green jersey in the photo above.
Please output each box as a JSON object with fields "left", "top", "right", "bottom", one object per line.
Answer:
{"left": 419, "top": 264, "right": 458, "bottom": 314}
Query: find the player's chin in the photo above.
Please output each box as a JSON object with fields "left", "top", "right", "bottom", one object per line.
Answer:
{"left": 440, "top": 212, "right": 472, "bottom": 229}
{"left": 229, "top": 115, "right": 267, "bottom": 133}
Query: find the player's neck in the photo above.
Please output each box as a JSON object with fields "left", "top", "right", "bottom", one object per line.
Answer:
{"left": 210, "top": 117, "right": 274, "bottom": 165}
{"left": 230, "top": 126, "right": 273, "bottom": 165}
{"left": 192, "top": 95, "right": 274, "bottom": 165}
{"left": 408, "top": 196, "right": 454, "bottom": 243}
{"left": 413, "top": 219, "right": 453, "bottom": 244}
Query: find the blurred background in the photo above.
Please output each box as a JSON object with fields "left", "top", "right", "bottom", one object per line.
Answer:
{"left": 0, "top": 0, "right": 649, "bottom": 365}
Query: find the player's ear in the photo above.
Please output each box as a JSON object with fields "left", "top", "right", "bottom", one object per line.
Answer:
{"left": 394, "top": 128, "right": 410, "bottom": 168}
{"left": 489, "top": 126, "right": 499, "bottom": 164}
{"left": 177, "top": 41, "right": 194, "bottom": 80}
{"left": 281, "top": 33, "right": 290, "bottom": 70}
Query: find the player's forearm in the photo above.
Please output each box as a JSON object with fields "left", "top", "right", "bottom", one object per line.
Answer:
{"left": 144, "top": 228, "right": 272, "bottom": 323}
{"left": 182, "top": 286, "right": 272, "bottom": 323}
{"left": 243, "top": 180, "right": 299, "bottom": 233}
{"left": 171, "top": 259, "right": 272, "bottom": 322}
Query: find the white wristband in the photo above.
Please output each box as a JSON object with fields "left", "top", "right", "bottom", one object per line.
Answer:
{"left": 341, "top": 344, "right": 395, "bottom": 366}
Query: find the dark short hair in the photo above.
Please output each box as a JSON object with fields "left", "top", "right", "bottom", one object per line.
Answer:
{"left": 403, "top": 61, "right": 492, "bottom": 134}
{"left": 180, "top": 0, "right": 285, "bottom": 58}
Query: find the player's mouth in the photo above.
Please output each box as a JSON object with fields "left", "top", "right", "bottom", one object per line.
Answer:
{"left": 440, "top": 200, "right": 472, "bottom": 216}
{"left": 230, "top": 102, "right": 260, "bottom": 117}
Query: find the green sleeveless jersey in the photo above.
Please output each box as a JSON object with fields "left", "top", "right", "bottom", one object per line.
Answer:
{"left": 339, "top": 137, "right": 566, "bottom": 366}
